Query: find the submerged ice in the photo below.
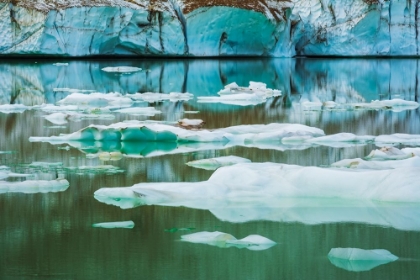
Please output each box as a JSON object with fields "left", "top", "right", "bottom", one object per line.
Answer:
{"left": 181, "top": 231, "right": 276, "bottom": 251}
{"left": 328, "top": 248, "right": 398, "bottom": 272}
{"left": 186, "top": 156, "right": 251, "bottom": 170}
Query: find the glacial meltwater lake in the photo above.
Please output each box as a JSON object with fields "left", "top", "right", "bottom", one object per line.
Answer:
{"left": 0, "top": 58, "right": 420, "bottom": 279}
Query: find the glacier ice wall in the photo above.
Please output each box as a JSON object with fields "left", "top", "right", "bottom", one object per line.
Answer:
{"left": 3, "top": 0, "right": 420, "bottom": 56}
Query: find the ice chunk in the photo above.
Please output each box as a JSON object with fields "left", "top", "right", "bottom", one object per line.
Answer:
{"left": 328, "top": 248, "right": 398, "bottom": 272}
{"left": 53, "top": 63, "right": 68, "bottom": 66}
{"left": 186, "top": 156, "right": 251, "bottom": 170}
{"left": 29, "top": 122, "right": 324, "bottom": 144}
{"left": 114, "top": 107, "right": 161, "bottom": 116}
{"left": 129, "top": 92, "right": 194, "bottom": 103}
{"left": 44, "top": 112, "right": 69, "bottom": 125}
{"left": 0, "top": 179, "right": 69, "bottom": 194}
{"left": 94, "top": 163, "right": 420, "bottom": 211}
{"left": 57, "top": 92, "right": 133, "bottom": 107}
{"left": 101, "top": 66, "right": 142, "bottom": 73}
{"left": 331, "top": 157, "right": 420, "bottom": 169}
{"left": 375, "top": 134, "right": 420, "bottom": 146}
{"left": 365, "top": 147, "right": 414, "bottom": 161}
{"left": 0, "top": 104, "right": 30, "bottom": 113}
{"left": 178, "top": 118, "right": 205, "bottom": 129}
{"left": 198, "top": 81, "right": 281, "bottom": 106}
{"left": 181, "top": 231, "right": 276, "bottom": 251}
{"left": 92, "top": 221, "right": 134, "bottom": 229}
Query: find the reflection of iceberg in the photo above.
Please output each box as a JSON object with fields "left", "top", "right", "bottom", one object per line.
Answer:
{"left": 92, "top": 221, "right": 135, "bottom": 229}
{"left": 94, "top": 163, "right": 420, "bottom": 230}
{"left": 198, "top": 82, "right": 281, "bottom": 106}
{"left": 0, "top": 179, "right": 69, "bottom": 194}
{"left": 129, "top": 92, "right": 194, "bottom": 103}
{"left": 29, "top": 122, "right": 324, "bottom": 143}
{"left": 328, "top": 248, "right": 398, "bottom": 272}
{"left": 186, "top": 156, "right": 251, "bottom": 170}
{"left": 181, "top": 231, "right": 276, "bottom": 251}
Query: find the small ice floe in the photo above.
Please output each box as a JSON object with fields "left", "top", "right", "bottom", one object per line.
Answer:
{"left": 0, "top": 166, "right": 33, "bottom": 180}
{"left": 57, "top": 92, "right": 133, "bottom": 107}
{"left": 353, "top": 99, "right": 419, "bottom": 112}
{"left": 331, "top": 156, "right": 420, "bottom": 169}
{"left": 184, "top": 111, "right": 200, "bottom": 114}
{"left": 65, "top": 165, "right": 124, "bottom": 175}
{"left": 101, "top": 66, "right": 142, "bottom": 73}
{"left": 35, "top": 104, "right": 81, "bottom": 112}
{"left": 0, "top": 179, "right": 69, "bottom": 194}
{"left": 92, "top": 221, "right": 134, "bottom": 229}
{"left": 375, "top": 133, "right": 420, "bottom": 146}
{"left": 197, "top": 82, "right": 281, "bottom": 106}
{"left": 300, "top": 99, "right": 323, "bottom": 111}
{"left": 0, "top": 104, "right": 30, "bottom": 114}
{"left": 53, "top": 63, "right": 68, "bottom": 66}
{"left": 130, "top": 92, "right": 194, "bottom": 103}
{"left": 306, "top": 133, "right": 375, "bottom": 147}
{"left": 364, "top": 146, "right": 414, "bottom": 161}
{"left": 114, "top": 106, "right": 161, "bottom": 116}
{"left": 178, "top": 118, "right": 205, "bottom": 129}
{"left": 0, "top": 151, "right": 14, "bottom": 154}
{"left": 44, "top": 112, "right": 115, "bottom": 125}
{"left": 327, "top": 248, "right": 398, "bottom": 272}
{"left": 186, "top": 156, "right": 251, "bottom": 170}
{"left": 181, "top": 231, "right": 276, "bottom": 251}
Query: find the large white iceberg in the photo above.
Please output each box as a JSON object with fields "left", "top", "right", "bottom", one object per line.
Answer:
{"left": 181, "top": 231, "right": 276, "bottom": 251}
{"left": 328, "top": 248, "right": 398, "bottom": 272}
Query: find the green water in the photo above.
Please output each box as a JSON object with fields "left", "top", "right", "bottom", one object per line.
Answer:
{"left": 0, "top": 58, "right": 419, "bottom": 279}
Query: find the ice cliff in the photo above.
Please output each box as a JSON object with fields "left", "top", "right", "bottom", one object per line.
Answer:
{"left": 2, "top": 0, "right": 420, "bottom": 57}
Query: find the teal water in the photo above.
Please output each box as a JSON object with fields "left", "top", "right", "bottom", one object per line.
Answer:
{"left": 0, "top": 58, "right": 420, "bottom": 279}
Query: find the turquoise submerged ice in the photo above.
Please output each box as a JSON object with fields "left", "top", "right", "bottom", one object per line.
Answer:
{"left": 328, "top": 248, "right": 398, "bottom": 272}
{"left": 28, "top": 122, "right": 325, "bottom": 143}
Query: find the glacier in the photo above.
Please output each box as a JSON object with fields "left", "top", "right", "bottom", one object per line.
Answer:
{"left": 3, "top": 0, "right": 420, "bottom": 57}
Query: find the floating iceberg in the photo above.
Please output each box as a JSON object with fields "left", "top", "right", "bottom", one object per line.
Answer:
{"left": 0, "top": 104, "right": 30, "bottom": 114}
{"left": 94, "top": 162, "right": 420, "bottom": 208}
{"left": 114, "top": 107, "right": 161, "bottom": 116}
{"left": 331, "top": 157, "right": 420, "bottom": 170}
{"left": 129, "top": 92, "right": 194, "bottom": 103}
{"left": 178, "top": 118, "right": 205, "bottom": 129}
{"left": 364, "top": 147, "right": 414, "bottom": 161}
{"left": 44, "top": 112, "right": 115, "bottom": 124}
{"left": 101, "top": 66, "right": 142, "bottom": 73}
{"left": 197, "top": 82, "right": 281, "bottom": 106}
{"left": 0, "top": 179, "right": 69, "bottom": 194}
{"left": 328, "top": 248, "right": 398, "bottom": 272}
{"left": 29, "top": 122, "right": 325, "bottom": 144}
{"left": 65, "top": 165, "right": 124, "bottom": 175}
{"left": 299, "top": 99, "right": 419, "bottom": 112}
{"left": 92, "top": 221, "right": 134, "bottom": 229}
{"left": 0, "top": 166, "right": 33, "bottom": 180}
{"left": 186, "top": 156, "right": 251, "bottom": 170}
{"left": 181, "top": 231, "right": 276, "bottom": 251}
{"left": 375, "top": 134, "right": 420, "bottom": 146}
{"left": 57, "top": 93, "right": 133, "bottom": 107}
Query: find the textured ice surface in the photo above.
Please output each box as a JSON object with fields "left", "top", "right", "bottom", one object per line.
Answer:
{"left": 94, "top": 162, "right": 420, "bottom": 206}
{"left": 92, "top": 221, "right": 134, "bottom": 229}
{"left": 328, "top": 248, "right": 398, "bottom": 272}
{"left": 186, "top": 156, "right": 251, "bottom": 170}
{"left": 0, "top": 179, "right": 69, "bottom": 194}
{"left": 181, "top": 231, "right": 276, "bottom": 251}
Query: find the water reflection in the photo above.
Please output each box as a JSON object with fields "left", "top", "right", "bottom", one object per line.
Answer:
{"left": 1, "top": 58, "right": 420, "bottom": 279}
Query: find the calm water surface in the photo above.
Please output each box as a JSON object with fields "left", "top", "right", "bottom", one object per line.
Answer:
{"left": 0, "top": 58, "right": 420, "bottom": 279}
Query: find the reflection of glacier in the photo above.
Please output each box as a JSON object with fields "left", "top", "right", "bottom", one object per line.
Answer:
{"left": 0, "top": 59, "right": 419, "bottom": 106}
{"left": 94, "top": 163, "right": 420, "bottom": 231}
